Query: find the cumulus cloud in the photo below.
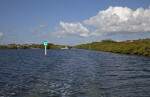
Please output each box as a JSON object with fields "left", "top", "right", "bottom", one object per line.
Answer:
{"left": 84, "top": 6, "right": 150, "bottom": 36}
{"left": 38, "top": 20, "right": 46, "bottom": 28}
{"left": 0, "top": 32, "right": 3, "bottom": 38}
{"left": 51, "top": 21, "right": 89, "bottom": 37}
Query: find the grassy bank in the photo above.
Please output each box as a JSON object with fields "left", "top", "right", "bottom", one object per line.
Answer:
{"left": 74, "top": 39, "right": 150, "bottom": 56}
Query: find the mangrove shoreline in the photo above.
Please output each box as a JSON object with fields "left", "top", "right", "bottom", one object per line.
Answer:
{"left": 74, "top": 38, "right": 150, "bottom": 57}
{"left": 1, "top": 38, "right": 150, "bottom": 57}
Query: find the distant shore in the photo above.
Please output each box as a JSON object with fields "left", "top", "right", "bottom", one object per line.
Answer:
{"left": 1, "top": 38, "right": 150, "bottom": 57}
{"left": 74, "top": 38, "right": 150, "bottom": 57}
{"left": 0, "top": 43, "right": 70, "bottom": 50}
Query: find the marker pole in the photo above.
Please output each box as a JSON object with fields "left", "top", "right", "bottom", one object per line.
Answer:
{"left": 45, "top": 45, "right": 47, "bottom": 56}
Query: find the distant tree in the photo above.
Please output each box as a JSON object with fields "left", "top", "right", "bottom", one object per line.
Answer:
{"left": 101, "top": 39, "right": 116, "bottom": 43}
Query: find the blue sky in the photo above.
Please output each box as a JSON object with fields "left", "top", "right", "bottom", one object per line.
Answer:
{"left": 0, "top": 0, "right": 150, "bottom": 45}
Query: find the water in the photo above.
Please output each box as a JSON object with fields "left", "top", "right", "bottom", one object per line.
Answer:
{"left": 0, "top": 49, "right": 150, "bottom": 97}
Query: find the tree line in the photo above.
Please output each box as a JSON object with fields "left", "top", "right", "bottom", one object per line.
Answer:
{"left": 74, "top": 38, "right": 150, "bottom": 56}
{"left": 0, "top": 43, "right": 61, "bottom": 49}
{"left": 1, "top": 38, "right": 150, "bottom": 56}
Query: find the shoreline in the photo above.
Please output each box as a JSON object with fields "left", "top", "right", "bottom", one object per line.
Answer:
{"left": 74, "top": 39, "right": 150, "bottom": 57}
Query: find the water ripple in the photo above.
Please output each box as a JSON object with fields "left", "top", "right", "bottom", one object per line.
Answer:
{"left": 0, "top": 49, "right": 150, "bottom": 97}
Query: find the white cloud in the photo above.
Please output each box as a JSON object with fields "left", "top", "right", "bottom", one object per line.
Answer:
{"left": 0, "top": 32, "right": 3, "bottom": 38}
{"left": 84, "top": 6, "right": 150, "bottom": 36}
{"left": 51, "top": 21, "right": 89, "bottom": 37}
{"left": 38, "top": 20, "right": 46, "bottom": 28}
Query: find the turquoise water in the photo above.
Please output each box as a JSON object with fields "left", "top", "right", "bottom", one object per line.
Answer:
{"left": 0, "top": 49, "right": 150, "bottom": 97}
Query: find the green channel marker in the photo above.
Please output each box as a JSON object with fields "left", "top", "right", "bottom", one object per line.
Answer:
{"left": 44, "top": 41, "right": 48, "bottom": 46}
{"left": 44, "top": 41, "right": 48, "bottom": 56}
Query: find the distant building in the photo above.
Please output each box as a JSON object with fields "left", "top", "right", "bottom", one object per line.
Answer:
{"left": 126, "top": 40, "right": 138, "bottom": 42}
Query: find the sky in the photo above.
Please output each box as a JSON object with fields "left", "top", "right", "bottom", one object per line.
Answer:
{"left": 0, "top": 0, "right": 150, "bottom": 45}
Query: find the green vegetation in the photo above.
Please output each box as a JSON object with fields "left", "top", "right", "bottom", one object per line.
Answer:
{"left": 0, "top": 43, "right": 61, "bottom": 49}
{"left": 1, "top": 38, "right": 150, "bottom": 57}
{"left": 74, "top": 38, "right": 150, "bottom": 56}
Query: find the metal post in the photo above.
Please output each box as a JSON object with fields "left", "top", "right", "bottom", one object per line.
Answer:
{"left": 45, "top": 45, "right": 46, "bottom": 56}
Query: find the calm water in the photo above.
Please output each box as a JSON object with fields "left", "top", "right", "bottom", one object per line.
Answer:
{"left": 0, "top": 49, "right": 150, "bottom": 97}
